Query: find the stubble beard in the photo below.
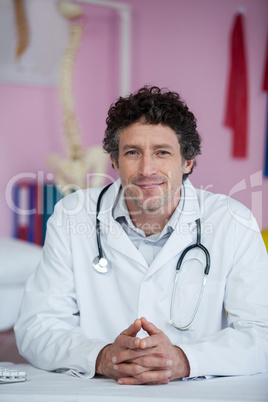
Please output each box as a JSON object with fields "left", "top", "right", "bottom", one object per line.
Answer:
{"left": 123, "top": 179, "right": 181, "bottom": 215}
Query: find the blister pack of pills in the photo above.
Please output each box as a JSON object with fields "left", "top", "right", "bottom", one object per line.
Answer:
{"left": 0, "top": 368, "right": 27, "bottom": 384}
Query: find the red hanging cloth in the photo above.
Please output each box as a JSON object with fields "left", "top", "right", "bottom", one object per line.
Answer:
{"left": 263, "top": 34, "right": 268, "bottom": 91}
{"left": 224, "top": 13, "right": 248, "bottom": 158}
{"left": 263, "top": 34, "right": 268, "bottom": 177}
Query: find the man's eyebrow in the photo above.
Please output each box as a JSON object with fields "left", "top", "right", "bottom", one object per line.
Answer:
{"left": 122, "top": 144, "right": 175, "bottom": 151}
{"left": 152, "top": 144, "right": 174, "bottom": 150}
{"left": 122, "top": 144, "right": 141, "bottom": 151}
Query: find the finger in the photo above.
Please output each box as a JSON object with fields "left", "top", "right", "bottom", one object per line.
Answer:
{"left": 122, "top": 319, "right": 142, "bottom": 337}
{"left": 118, "top": 369, "right": 172, "bottom": 385}
{"left": 140, "top": 317, "right": 162, "bottom": 336}
{"left": 118, "top": 378, "right": 170, "bottom": 385}
{"left": 115, "top": 356, "right": 171, "bottom": 376}
{"left": 115, "top": 347, "right": 167, "bottom": 366}
{"left": 114, "top": 362, "right": 146, "bottom": 376}
{"left": 116, "top": 319, "right": 142, "bottom": 351}
{"left": 139, "top": 332, "right": 167, "bottom": 350}
{"left": 114, "top": 346, "right": 146, "bottom": 363}
{"left": 129, "top": 354, "right": 172, "bottom": 369}
{"left": 117, "top": 334, "right": 140, "bottom": 351}
{"left": 118, "top": 377, "right": 145, "bottom": 385}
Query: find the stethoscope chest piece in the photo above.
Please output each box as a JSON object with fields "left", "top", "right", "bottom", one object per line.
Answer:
{"left": 93, "top": 256, "right": 109, "bottom": 274}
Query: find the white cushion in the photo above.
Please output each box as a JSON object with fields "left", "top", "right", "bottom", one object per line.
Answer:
{"left": 0, "top": 237, "right": 42, "bottom": 285}
{"left": 0, "top": 237, "right": 42, "bottom": 330}
{"left": 0, "top": 286, "right": 25, "bottom": 331}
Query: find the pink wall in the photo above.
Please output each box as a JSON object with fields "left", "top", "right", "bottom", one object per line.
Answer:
{"left": 1, "top": 0, "right": 268, "bottom": 237}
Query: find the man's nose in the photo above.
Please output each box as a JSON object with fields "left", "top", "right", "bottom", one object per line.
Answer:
{"left": 139, "top": 155, "right": 157, "bottom": 176}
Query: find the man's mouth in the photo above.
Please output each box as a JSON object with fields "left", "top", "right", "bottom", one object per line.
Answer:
{"left": 134, "top": 182, "right": 164, "bottom": 189}
{"left": 138, "top": 183, "right": 163, "bottom": 188}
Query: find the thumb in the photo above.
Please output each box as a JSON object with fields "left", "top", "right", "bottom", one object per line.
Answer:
{"left": 122, "top": 318, "right": 142, "bottom": 337}
{"left": 140, "top": 317, "right": 162, "bottom": 336}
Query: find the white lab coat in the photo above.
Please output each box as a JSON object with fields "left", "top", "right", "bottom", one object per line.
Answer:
{"left": 15, "top": 179, "right": 268, "bottom": 379}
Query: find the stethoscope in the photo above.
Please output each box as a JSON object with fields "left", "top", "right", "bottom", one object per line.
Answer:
{"left": 168, "top": 217, "right": 210, "bottom": 331}
{"left": 92, "top": 182, "right": 113, "bottom": 274}
{"left": 92, "top": 183, "right": 211, "bottom": 331}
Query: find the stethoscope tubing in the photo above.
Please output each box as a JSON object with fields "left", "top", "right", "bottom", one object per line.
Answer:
{"left": 95, "top": 182, "right": 113, "bottom": 260}
{"left": 169, "top": 219, "right": 210, "bottom": 330}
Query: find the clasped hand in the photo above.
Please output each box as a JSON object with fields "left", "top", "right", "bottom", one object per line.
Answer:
{"left": 95, "top": 317, "right": 190, "bottom": 385}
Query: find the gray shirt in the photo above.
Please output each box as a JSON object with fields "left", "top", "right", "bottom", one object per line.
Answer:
{"left": 112, "top": 187, "right": 183, "bottom": 266}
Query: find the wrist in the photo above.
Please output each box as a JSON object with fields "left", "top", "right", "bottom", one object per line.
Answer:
{"left": 174, "top": 346, "right": 190, "bottom": 378}
{"left": 95, "top": 344, "right": 110, "bottom": 376}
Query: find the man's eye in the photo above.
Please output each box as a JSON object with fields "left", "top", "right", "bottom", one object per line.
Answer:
{"left": 158, "top": 151, "right": 170, "bottom": 155}
{"left": 126, "top": 150, "right": 138, "bottom": 155}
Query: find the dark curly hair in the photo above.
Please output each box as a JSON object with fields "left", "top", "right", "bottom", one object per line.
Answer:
{"left": 103, "top": 86, "right": 201, "bottom": 180}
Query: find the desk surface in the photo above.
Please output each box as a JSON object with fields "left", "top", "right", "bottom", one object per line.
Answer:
{"left": 1, "top": 363, "right": 268, "bottom": 402}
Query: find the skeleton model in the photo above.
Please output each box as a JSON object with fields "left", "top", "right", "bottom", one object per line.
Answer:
{"left": 47, "top": 1, "right": 109, "bottom": 195}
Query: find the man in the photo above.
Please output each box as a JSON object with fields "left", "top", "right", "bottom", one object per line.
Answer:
{"left": 15, "top": 86, "right": 268, "bottom": 385}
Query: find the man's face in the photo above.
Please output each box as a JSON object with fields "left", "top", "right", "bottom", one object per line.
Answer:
{"left": 111, "top": 122, "right": 194, "bottom": 215}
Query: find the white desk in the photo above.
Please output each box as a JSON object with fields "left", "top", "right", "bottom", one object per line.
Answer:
{"left": 1, "top": 363, "right": 268, "bottom": 402}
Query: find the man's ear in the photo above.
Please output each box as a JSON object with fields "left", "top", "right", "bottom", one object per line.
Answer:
{"left": 110, "top": 155, "right": 119, "bottom": 174}
{"left": 183, "top": 159, "right": 194, "bottom": 174}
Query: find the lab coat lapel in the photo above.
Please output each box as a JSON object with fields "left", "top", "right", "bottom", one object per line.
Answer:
{"left": 106, "top": 230, "right": 148, "bottom": 269}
